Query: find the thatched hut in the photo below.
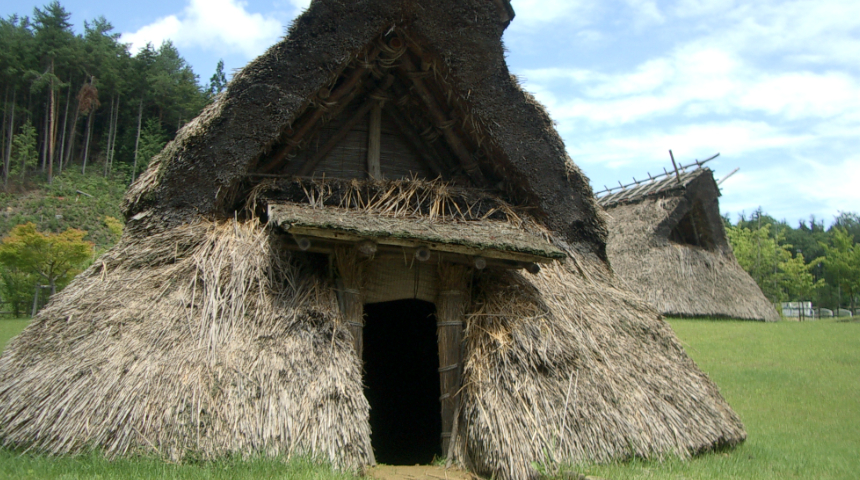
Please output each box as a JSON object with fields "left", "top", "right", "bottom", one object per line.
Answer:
{"left": 598, "top": 158, "right": 778, "bottom": 321}
{"left": 0, "top": 1, "right": 746, "bottom": 478}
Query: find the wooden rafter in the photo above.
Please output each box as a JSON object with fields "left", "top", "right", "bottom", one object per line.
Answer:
{"left": 396, "top": 52, "right": 487, "bottom": 186}
{"left": 259, "top": 53, "right": 379, "bottom": 173}
{"left": 382, "top": 102, "right": 445, "bottom": 178}
{"left": 296, "top": 75, "right": 396, "bottom": 177}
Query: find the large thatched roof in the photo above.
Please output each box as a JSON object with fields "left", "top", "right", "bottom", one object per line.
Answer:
{"left": 123, "top": 0, "right": 606, "bottom": 257}
{"left": 0, "top": 2, "right": 747, "bottom": 479}
{"left": 601, "top": 165, "right": 779, "bottom": 321}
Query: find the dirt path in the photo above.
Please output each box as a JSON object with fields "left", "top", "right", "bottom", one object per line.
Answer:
{"left": 366, "top": 464, "right": 477, "bottom": 480}
{"left": 366, "top": 465, "right": 601, "bottom": 480}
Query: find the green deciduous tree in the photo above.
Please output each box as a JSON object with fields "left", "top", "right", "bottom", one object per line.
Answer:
{"left": 727, "top": 223, "right": 791, "bottom": 302}
{"left": 821, "top": 228, "right": 860, "bottom": 311}
{"left": 779, "top": 252, "right": 824, "bottom": 318}
{"left": 0, "top": 222, "right": 93, "bottom": 297}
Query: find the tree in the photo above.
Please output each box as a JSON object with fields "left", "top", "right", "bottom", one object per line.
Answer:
{"left": 208, "top": 59, "right": 227, "bottom": 97}
{"left": 779, "top": 252, "right": 824, "bottom": 319}
{"left": 821, "top": 228, "right": 860, "bottom": 311}
{"left": 727, "top": 222, "right": 791, "bottom": 302}
{"left": 10, "top": 120, "right": 38, "bottom": 177}
{"left": 0, "top": 266, "right": 36, "bottom": 317}
{"left": 0, "top": 222, "right": 93, "bottom": 298}
{"left": 133, "top": 117, "right": 166, "bottom": 177}
{"left": 31, "top": 1, "right": 76, "bottom": 184}
{"left": 832, "top": 212, "right": 860, "bottom": 242}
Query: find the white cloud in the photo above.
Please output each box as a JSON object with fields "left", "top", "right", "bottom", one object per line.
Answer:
{"left": 521, "top": 44, "right": 860, "bottom": 128}
{"left": 121, "top": 0, "right": 283, "bottom": 58}
{"left": 622, "top": 0, "right": 665, "bottom": 26}
{"left": 569, "top": 121, "right": 812, "bottom": 169}
{"left": 720, "top": 157, "right": 860, "bottom": 224}
{"left": 508, "top": 0, "right": 596, "bottom": 27}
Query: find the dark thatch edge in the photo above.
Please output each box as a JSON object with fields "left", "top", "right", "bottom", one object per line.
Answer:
{"left": 604, "top": 170, "right": 779, "bottom": 321}
{"left": 121, "top": 0, "right": 607, "bottom": 259}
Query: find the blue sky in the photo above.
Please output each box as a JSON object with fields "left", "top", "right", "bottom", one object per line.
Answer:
{"left": 6, "top": 0, "right": 859, "bottom": 226}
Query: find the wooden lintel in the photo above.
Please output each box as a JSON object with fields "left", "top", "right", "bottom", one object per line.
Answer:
{"left": 396, "top": 54, "right": 487, "bottom": 186}
{"left": 283, "top": 224, "right": 555, "bottom": 264}
{"left": 281, "top": 239, "right": 535, "bottom": 271}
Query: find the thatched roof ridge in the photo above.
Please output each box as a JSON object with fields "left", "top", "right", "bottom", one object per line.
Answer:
{"left": 598, "top": 165, "right": 715, "bottom": 208}
{"left": 122, "top": 0, "right": 606, "bottom": 256}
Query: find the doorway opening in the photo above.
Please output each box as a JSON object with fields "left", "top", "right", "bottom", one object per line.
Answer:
{"left": 363, "top": 299, "right": 441, "bottom": 465}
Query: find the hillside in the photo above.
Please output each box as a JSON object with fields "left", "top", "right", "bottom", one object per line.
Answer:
{"left": 0, "top": 170, "right": 127, "bottom": 250}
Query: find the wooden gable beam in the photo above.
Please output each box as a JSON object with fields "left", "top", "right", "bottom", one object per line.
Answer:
{"left": 296, "top": 75, "right": 396, "bottom": 177}
{"left": 395, "top": 52, "right": 487, "bottom": 187}
{"left": 382, "top": 102, "right": 445, "bottom": 178}
{"left": 259, "top": 51, "right": 380, "bottom": 173}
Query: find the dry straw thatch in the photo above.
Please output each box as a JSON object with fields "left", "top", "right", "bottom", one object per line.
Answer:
{"left": 601, "top": 167, "right": 778, "bottom": 321}
{"left": 0, "top": 220, "right": 371, "bottom": 467}
{"left": 0, "top": 1, "right": 747, "bottom": 478}
{"left": 0, "top": 218, "right": 745, "bottom": 478}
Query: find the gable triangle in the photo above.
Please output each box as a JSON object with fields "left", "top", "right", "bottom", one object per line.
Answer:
{"left": 253, "top": 35, "right": 500, "bottom": 190}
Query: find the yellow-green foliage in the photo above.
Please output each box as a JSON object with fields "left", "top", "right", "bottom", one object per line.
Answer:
{"left": 0, "top": 223, "right": 93, "bottom": 315}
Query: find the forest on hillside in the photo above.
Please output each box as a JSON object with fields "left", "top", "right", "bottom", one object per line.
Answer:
{"left": 0, "top": 1, "right": 222, "bottom": 188}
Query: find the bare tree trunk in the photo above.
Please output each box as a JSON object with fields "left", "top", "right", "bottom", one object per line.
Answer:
{"left": 64, "top": 95, "right": 80, "bottom": 169}
{"left": 2, "top": 88, "right": 13, "bottom": 188}
{"left": 57, "top": 79, "right": 72, "bottom": 175}
{"left": 47, "top": 60, "right": 56, "bottom": 185}
{"left": 104, "top": 94, "right": 120, "bottom": 177}
{"left": 103, "top": 95, "right": 114, "bottom": 177}
{"left": 1, "top": 86, "right": 7, "bottom": 182}
{"left": 132, "top": 97, "right": 143, "bottom": 182}
{"left": 81, "top": 110, "right": 94, "bottom": 175}
{"left": 41, "top": 98, "right": 49, "bottom": 172}
{"left": 111, "top": 94, "right": 120, "bottom": 174}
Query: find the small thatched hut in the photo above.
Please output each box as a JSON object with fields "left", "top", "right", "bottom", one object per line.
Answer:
{"left": 598, "top": 159, "right": 778, "bottom": 321}
{"left": 0, "top": 1, "right": 746, "bottom": 478}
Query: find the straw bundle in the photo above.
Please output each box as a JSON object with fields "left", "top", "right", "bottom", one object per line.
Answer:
{"left": 255, "top": 177, "right": 545, "bottom": 230}
{"left": 0, "top": 219, "right": 373, "bottom": 468}
{"left": 452, "top": 254, "right": 746, "bottom": 479}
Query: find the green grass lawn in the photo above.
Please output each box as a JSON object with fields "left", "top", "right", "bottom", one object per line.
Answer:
{"left": 0, "top": 319, "right": 29, "bottom": 351}
{"left": 0, "top": 318, "right": 857, "bottom": 479}
{"left": 582, "top": 318, "right": 860, "bottom": 480}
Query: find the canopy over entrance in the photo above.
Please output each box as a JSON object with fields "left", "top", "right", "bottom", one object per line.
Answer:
{"left": 268, "top": 202, "right": 565, "bottom": 271}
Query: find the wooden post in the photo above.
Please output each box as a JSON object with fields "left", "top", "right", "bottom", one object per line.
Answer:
{"left": 669, "top": 149, "right": 681, "bottom": 184}
{"left": 335, "top": 246, "right": 366, "bottom": 358}
{"left": 436, "top": 263, "right": 469, "bottom": 454}
{"left": 367, "top": 102, "right": 382, "bottom": 179}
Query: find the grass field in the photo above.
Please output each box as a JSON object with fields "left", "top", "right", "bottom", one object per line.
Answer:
{"left": 582, "top": 318, "right": 860, "bottom": 480}
{"left": 0, "top": 319, "right": 29, "bottom": 351}
{"left": 0, "top": 317, "right": 857, "bottom": 479}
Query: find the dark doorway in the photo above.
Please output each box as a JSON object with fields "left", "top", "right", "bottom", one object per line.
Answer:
{"left": 363, "top": 299, "right": 441, "bottom": 464}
